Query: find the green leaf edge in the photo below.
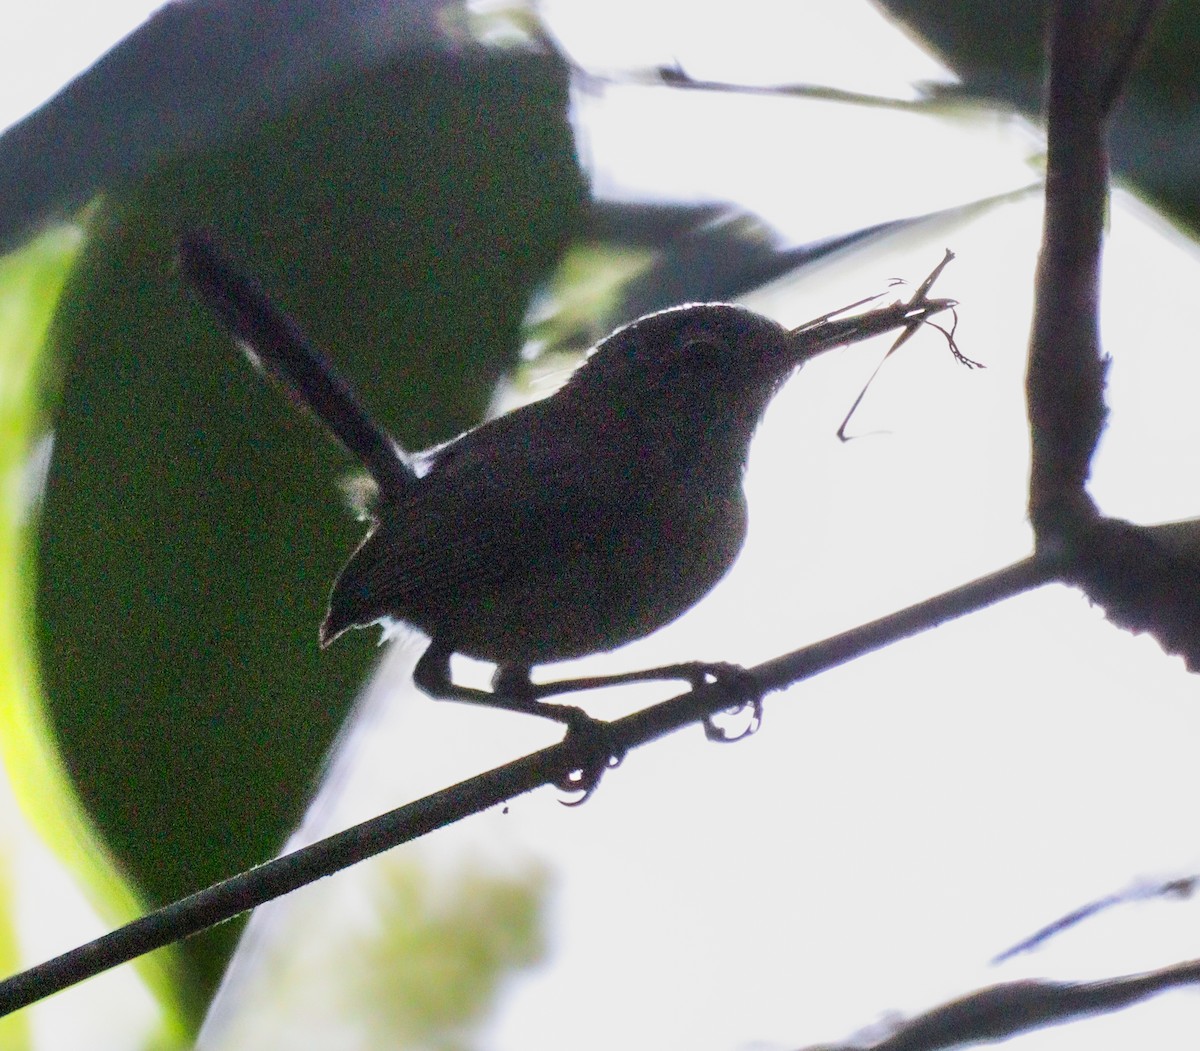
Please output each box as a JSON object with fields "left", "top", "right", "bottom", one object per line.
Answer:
{"left": 0, "top": 225, "right": 189, "bottom": 1048}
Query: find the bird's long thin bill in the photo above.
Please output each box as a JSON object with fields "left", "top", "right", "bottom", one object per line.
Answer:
{"left": 786, "top": 249, "right": 956, "bottom": 362}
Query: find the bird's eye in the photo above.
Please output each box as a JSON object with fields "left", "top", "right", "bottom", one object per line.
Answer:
{"left": 681, "top": 336, "right": 727, "bottom": 371}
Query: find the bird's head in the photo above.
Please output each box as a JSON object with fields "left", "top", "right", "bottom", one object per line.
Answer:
{"left": 562, "top": 303, "right": 804, "bottom": 452}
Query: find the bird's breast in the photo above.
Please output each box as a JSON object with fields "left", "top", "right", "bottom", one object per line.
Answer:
{"left": 327, "top": 435, "right": 751, "bottom": 669}
{"left": 450, "top": 464, "right": 749, "bottom": 665}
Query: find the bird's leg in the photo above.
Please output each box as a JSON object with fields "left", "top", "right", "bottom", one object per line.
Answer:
{"left": 415, "top": 648, "right": 765, "bottom": 795}
{"left": 412, "top": 643, "right": 621, "bottom": 800}
{"left": 413, "top": 642, "right": 590, "bottom": 723}
{"left": 495, "top": 660, "right": 766, "bottom": 742}
{"left": 518, "top": 661, "right": 766, "bottom": 743}
{"left": 421, "top": 648, "right": 766, "bottom": 744}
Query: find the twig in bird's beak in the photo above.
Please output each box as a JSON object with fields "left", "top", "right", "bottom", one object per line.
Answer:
{"left": 781, "top": 249, "right": 980, "bottom": 440}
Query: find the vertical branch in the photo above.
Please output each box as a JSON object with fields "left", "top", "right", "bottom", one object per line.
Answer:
{"left": 1026, "top": 0, "right": 1161, "bottom": 541}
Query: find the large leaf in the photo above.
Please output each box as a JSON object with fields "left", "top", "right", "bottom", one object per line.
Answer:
{"left": 36, "top": 46, "right": 583, "bottom": 1008}
{"left": 0, "top": 228, "right": 187, "bottom": 1048}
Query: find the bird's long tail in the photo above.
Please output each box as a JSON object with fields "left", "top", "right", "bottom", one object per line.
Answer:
{"left": 179, "top": 230, "right": 417, "bottom": 497}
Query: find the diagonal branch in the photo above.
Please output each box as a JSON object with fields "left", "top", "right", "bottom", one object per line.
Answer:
{"left": 798, "top": 958, "right": 1200, "bottom": 1051}
{"left": 0, "top": 555, "right": 1055, "bottom": 1016}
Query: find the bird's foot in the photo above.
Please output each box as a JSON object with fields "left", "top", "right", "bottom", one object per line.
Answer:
{"left": 490, "top": 666, "right": 622, "bottom": 804}
{"left": 682, "top": 662, "right": 765, "bottom": 743}
{"left": 555, "top": 708, "right": 624, "bottom": 806}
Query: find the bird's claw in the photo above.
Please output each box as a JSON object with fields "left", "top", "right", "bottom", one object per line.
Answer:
{"left": 482, "top": 672, "right": 623, "bottom": 804}
{"left": 703, "top": 697, "right": 763, "bottom": 743}
{"left": 556, "top": 709, "right": 624, "bottom": 806}
{"left": 685, "top": 662, "right": 765, "bottom": 743}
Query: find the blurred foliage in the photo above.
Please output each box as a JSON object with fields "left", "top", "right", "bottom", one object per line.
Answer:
{"left": 1, "top": 228, "right": 190, "bottom": 1046}
{"left": 202, "top": 855, "right": 548, "bottom": 1051}
{"left": 357, "top": 860, "right": 547, "bottom": 1051}
{"left": 880, "top": 0, "right": 1200, "bottom": 232}
{"left": 35, "top": 44, "right": 583, "bottom": 1016}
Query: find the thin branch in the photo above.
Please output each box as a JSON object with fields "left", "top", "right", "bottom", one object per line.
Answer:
{"left": 0, "top": 554, "right": 1057, "bottom": 1016}
{"left": 752, "top": 557, "right": 1055, "bottom": 691}
{"left": 994, "top": 871, "right": 1199, "bottom": 964}
{"left": 799, "top": 959, "right": 1200, "bottom": 1051}
{"left": 1025, "top": 0, "right": 1161, "bottom": 539}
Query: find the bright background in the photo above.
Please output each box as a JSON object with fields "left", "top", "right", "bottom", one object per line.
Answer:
{"left": 5, "top": 3, "right": 1200, "bottom": 1051}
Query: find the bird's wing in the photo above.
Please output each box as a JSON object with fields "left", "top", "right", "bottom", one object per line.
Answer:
{"left": 322, "top": 401, "right": 601, "bottom": 643}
